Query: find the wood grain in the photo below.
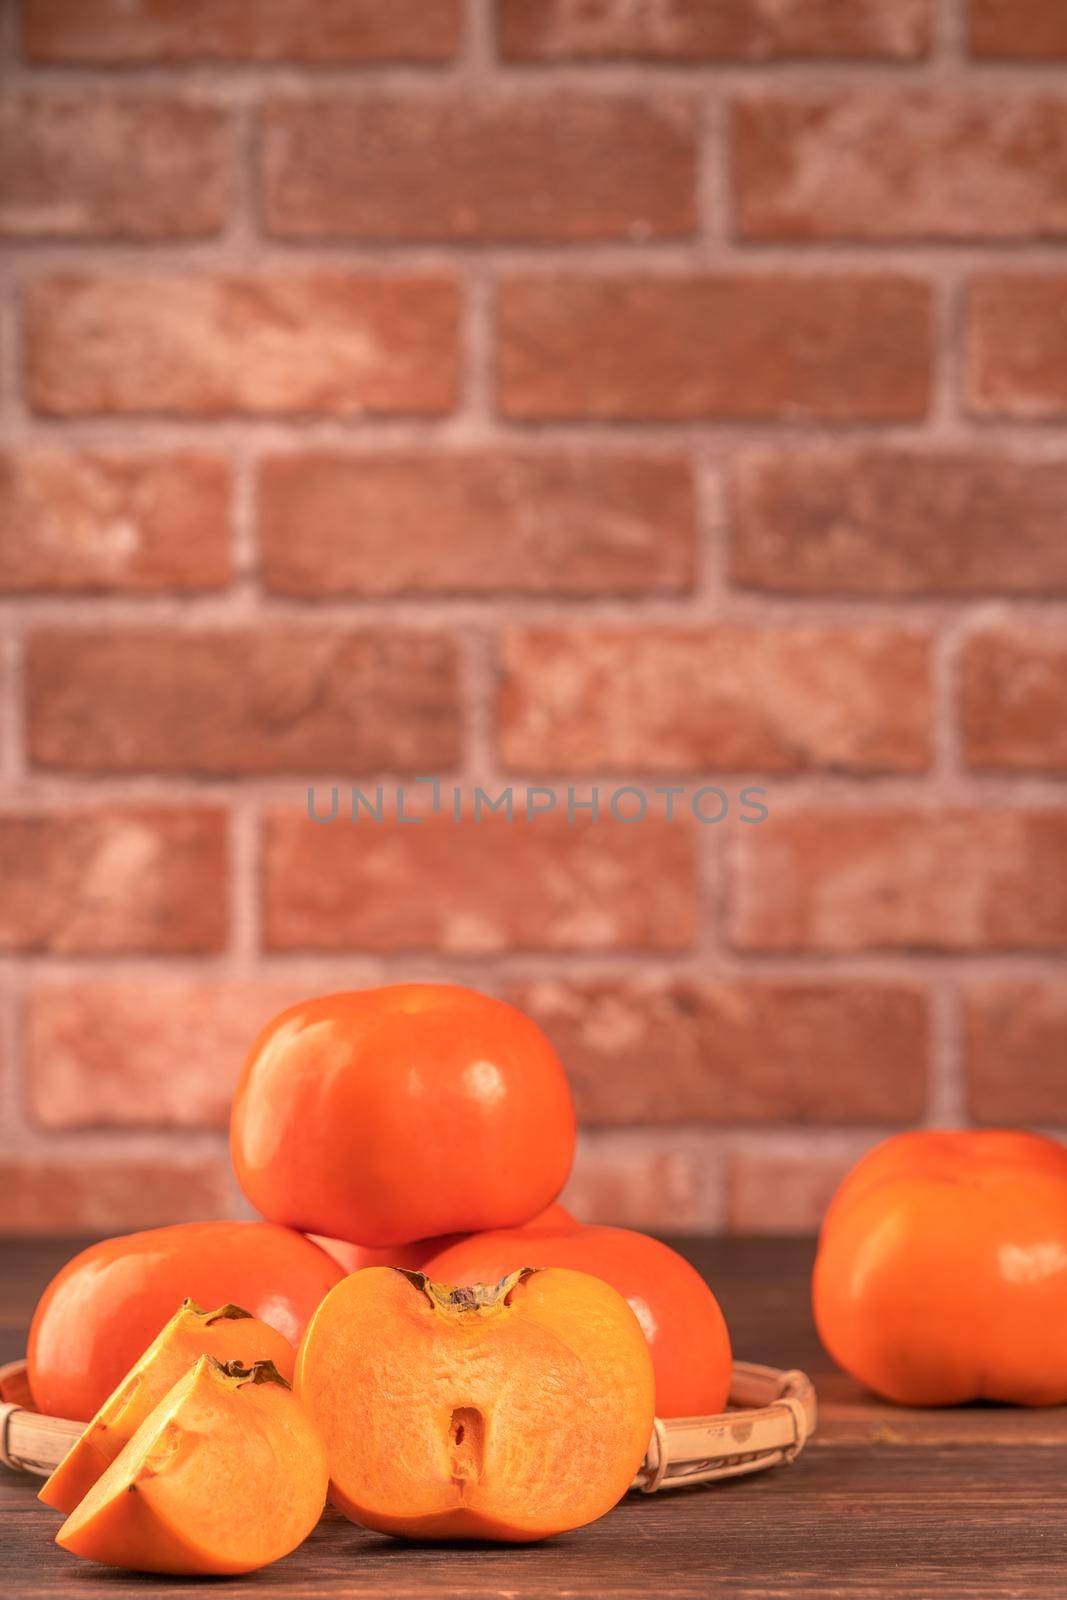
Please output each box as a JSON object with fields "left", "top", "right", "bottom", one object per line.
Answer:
{"left": 3, "top": 1235, "right": 1066, "bottom": 1598}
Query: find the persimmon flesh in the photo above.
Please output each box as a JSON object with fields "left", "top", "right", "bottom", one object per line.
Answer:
{"left": 40, "top": 1300, "right": 295, "bottom": 1515}
{"left": 28, "top": 1220, "right": 342, "bottom": 1421}
{"left": 56, "top": 1357, "right": 328, "bottom": 1576}
{"left": 424, "top": 1224, "right": 732, "bottom": 1418}
{"left": 231, "top": 984, "right": 576, "bottom": 1246}
{"left": 295, "top": 1265, "right": 655, "bottom": 1542}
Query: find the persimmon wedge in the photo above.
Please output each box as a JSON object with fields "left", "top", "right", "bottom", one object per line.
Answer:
{"left": 295, "top": 1265, "right": 655, "bottom": 1542}
{"left": 40, "top": 1299, "right": 295, "bottom": 1515}
{"left": 56, "top": 1357, "right": 327, "bottom": 1576}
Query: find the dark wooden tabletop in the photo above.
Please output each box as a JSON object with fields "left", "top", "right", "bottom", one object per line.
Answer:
{"left": 3, "top": 1235, "right": 1065, "bottom": 1598}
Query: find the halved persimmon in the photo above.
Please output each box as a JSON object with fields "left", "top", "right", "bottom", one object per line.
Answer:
{"left": 40, "top": 1300, "right": 295, "bottom": 1515}
{"left": 295, "top": 1265, "right": 654, "bottom": 1542}
{"left": 56, "top": 1357, "right": 328, "bottom": 1576}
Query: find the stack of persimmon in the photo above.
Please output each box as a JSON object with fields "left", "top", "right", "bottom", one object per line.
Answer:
{"left": 29, "top": 982, "right": 734, "bottom": 1574}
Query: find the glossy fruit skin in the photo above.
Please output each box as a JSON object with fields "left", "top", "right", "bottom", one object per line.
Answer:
{"left": 231, "top": 984, "right": 576, "bottom": 1247}
{"left": 310, "top": 1203, "right": 578, "bottom": 1275}
{"left": 814, "top": 1129, "right": 1067, "bottom": 1407}
{"left": 311, "top": 1235, "right": 430, "bottom": 1274}
{"left": 28, "top": 1222, "right": 343, "bottom": 1422}
{"left": 423, "top": 1224, "right": 732, "bottom": 1418}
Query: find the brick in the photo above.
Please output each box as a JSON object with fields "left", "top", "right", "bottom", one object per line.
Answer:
{"left": 0, "top": 1157, "right": 232, "bottom": 1234}
{"left": 0, "top": 450, "right": 231, "bottom": 593}
{"left": 961, "top": 626, "right": 1067, "bottom": 774}
{"left": 498, "top": 625, "right": 931, "bottom": 774}
{"left": 731, "top": 448, "right": 1067, "bottom": 596}
{"left": 262, "top": 92, "right": 694, "bottom": 243}
{"left": 27, "top": 630, "right": 460, "bottom": 775}
{"left": 507, "top": 978, "right": 928, "bottom": 1125}
{"left": 27, "top": 981, "right": 305, "bottom": 1130}
{"left": 735, "top": 93, "right": 1067, "bottom": 242}
{"left": 727, "top": 1152, "right": 858, "bottom": 1233}
{"left": 264, "top": 807, "right": 698, "bottom": 953}
{"left": 259, "top": 451, "right": 695, "bottom": 597}
{"left": 498, "top": 0, "right": 931, "bottom": 61}
{"left": 967, "top": 276, "right": 1067, "bottom": 419}
{"left": 26, "top": 274, "right": 460, "bottom": 418}
{"left": 731, "top": 810, "right": 1067, "bottom": 952}
{"left": 561, "top": 1135, "right": 720, "bottom": 1232}
{"left": 24, "top": 0, "right": 460, "bottom": 62}
{"left": 965, "top": 981, "right": 1067, "bottom": 1123}
{"left": 498, "top": 276, "right": 931, "bottom": 421}
{"left": 0, "top": 807, "right": 226, "bottom": 953}
{"left": 0, "top": 93, "right": 227, "bottom": 241}
{"left": 0, "top": 653, "right": 7, "bottom": 773}
{"left": 971, "top": 1, "right": 1067, "bottom": 58}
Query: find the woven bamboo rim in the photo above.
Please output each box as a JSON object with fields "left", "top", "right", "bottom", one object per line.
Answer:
{"left": 0, "top": 1356, "right": 815, "bottom": 1494}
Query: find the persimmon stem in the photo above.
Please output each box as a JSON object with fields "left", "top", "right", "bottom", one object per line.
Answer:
{"left": 394, "top": 1267, "right": 535, "bottom": 1314}
{"left": 209, "top": 1359, "right": 291, "bottom": 1390}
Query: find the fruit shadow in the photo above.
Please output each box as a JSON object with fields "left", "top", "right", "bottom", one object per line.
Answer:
{"left": 342, "top": 1527, "right": 581, "bottom": 1558}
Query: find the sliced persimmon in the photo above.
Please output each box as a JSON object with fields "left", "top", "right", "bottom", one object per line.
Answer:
{"left": 56, "top": 1357, "right": 327, "bottom": 1576}
{"left": 295, "top": 1265, "right": 655, "bottom": 1542}
{"left": 40, "top": 1298, "right": 295, "bottom": 1515}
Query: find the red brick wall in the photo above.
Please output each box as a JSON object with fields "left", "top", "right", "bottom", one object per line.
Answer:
{"left": 2, "top": 0, "right": 1065, "bottom": 1237}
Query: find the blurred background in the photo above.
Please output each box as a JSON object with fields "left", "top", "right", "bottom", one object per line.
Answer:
{"left": 1, "top": 0, "right": 1064, "bottom": 1239}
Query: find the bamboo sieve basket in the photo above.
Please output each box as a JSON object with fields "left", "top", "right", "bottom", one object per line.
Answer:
{"left": 0, "top": 1356, "right": 815, "bottom": 1494}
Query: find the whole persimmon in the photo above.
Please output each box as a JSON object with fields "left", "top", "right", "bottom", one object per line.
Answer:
{"left": 296, "top": 1266, "right": 654, "bottom": 1541}
{"left": 56, "top": 1357, "right": 328, "bottom": 1575}
{"left": 814, "top": 1129, "right": 1067, "bottom": 1406}
{"left": 310, "top": 1235, "right": 429, "bottom": 1274}
{"left": 423, "top": 1224, "right": 731, "bottom": 1418}
{"left": 29, "top": 1222, "right": 342, "bottom": 1422}
{"left": 231, "top": 985, "right": 576, "bottom": 1247}
{"left": 311, "top": 1203, "right": 578, "bottom": 1274}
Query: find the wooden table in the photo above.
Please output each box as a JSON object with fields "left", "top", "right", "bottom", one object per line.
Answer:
{"left": 3, "top": 1235, "right": 1065, "bottom": 1598}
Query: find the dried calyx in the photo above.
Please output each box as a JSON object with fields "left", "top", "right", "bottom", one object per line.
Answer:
{"left": 209, "top": 1359, "right": 291, "bottom": 1390}
{"left": 180, "top": 1298, "right": 253, "bottom": 1324}
{"left": 395, "top": 1267, "right": 536, "bottom": 1314}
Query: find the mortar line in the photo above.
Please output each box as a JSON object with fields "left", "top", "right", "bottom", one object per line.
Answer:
{"left": 12, "top": 58, "right": 1067, "bottom": 91}
{"left": 10, "top": 946, "right": 1067, "bottom": 987}
{"left": 460, "top": 0, "right": 495, "bottom": 76}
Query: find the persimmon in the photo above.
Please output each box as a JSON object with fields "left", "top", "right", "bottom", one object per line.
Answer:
{"left": 56, "top": 1357, "right": 328, "bottom": 1575}
{"left": 311, "top": 1203, "right": 578, "bottom": 1274}
{"left": 29, "top": 1221, "right": 342, "bottom": 1422}
{"left": 231, "top": 984, "right": 576, "bottom": 1246}
{"left": 311, "top": 1234, "right": 430, "bottom": 1274}
{"left": 40, "top": 1299, "right": 295, "bottom": 1515}
{"left": 424, "top": 1224, "right": 732, "bottom": 1418}
{"left": 295, "top": 1265, "right": 654, "bottom": 1541}
{"left": 814, "top": 1129, "right": 1067, "bottom": 1406}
